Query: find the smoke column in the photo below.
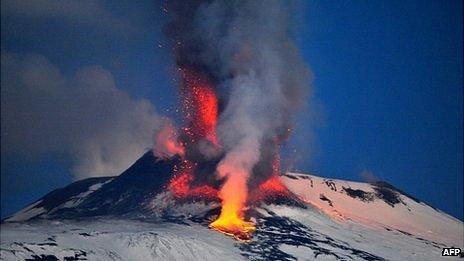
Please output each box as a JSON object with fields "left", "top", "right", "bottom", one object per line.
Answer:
{"left": 164, "top": 0, "right": 311, "bottom": 239}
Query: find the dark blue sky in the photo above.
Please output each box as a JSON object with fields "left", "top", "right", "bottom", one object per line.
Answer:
{"left": 1, "top": 0, "right": 462, "bottom": 220}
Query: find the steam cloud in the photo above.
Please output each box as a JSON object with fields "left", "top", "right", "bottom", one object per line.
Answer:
{"left": 166, "top": 0, "right": 311, "bottom": 185}
{"left": 1, "top": 52, "right": 164, "bottom": 179}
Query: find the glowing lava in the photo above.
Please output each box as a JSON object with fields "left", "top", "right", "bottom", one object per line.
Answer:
{"left": 167, "top": 67, "right": 220, "bottom": 201}
{"left": 168, "top": 161, "right": 194, "bottom": 198}
{"left": 166, "top": 67, "right": 292, "bottom": 241}
{"left": 179, "top": 67, "right": 218, "bottom": 145}
{"left": 168, "top": 161, "right": 219, "bottom": 200}
{"left": 209, "top": 169, "right": 256, "bottom": 241}
{"left": 154, "top": 121, "right": 185, "bottom": 158}
{"left": 209, "top": 206, "right": 256, "bottom": 241}
{"left": 209, "top": 150, "right": 289, "bottom": 239}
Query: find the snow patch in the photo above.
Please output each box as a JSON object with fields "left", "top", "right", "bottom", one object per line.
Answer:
{"left": 50, "top": 179, "right": 112, "bottom": 212}
{"left": 4, "top": 200, "right": 46, "bottom": 222}
{"left": 281, "top": 172, "right": 464, "bottom": 247}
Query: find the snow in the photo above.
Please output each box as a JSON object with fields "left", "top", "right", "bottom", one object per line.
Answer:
{"left": 4, "top": 200, "right": 46, "bottom": 222}
{"left": 2, "top": 171, "right": 462, "bottom": 260}
{"left": 279, "top": 244, "right": 322, "bottom": 260}
{"left": 1, "top": 219, "right": 244, "bottom": 261}
{"left": 281, "top": 172, "right": 464, "bottom": 247}
{"left": 3, "top": 202, "right": 458, "bottom": 260}
{"left": 263, "top": 204, "right": 446, "bottom": 260}
{"left": 51, "top": 179, "right": 112, "bottom": 211}
{"left": 4, "top": 179, "right": 113, "bottom": 222}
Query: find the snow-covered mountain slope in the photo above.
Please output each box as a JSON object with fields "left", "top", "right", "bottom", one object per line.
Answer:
{"left": 4, "top": 177, "right": 114, "bottom": 222}
{"left": 2, "top": 151, "right": 463, "bottom": 260}
{"left": 1, "top": 203, "right": 462, "bottom": 260}
{"left": 1, "top": 219, "right": 243, "bottom": 261}
{"left": 4, "top": 152, "right": 180, "bottom": 221}
{"left": 281, "top": 172, "right": 464, "bottom": 247}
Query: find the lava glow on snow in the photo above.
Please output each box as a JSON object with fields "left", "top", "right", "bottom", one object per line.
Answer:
{"left": 156, "top": 67, "right": 290, "bottom": 241}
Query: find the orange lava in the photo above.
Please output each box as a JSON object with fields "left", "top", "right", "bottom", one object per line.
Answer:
{"left": 211, "top": 153, "right": 288, "bottom": 238}
{"left": 209, "top": 208, "right": 256, "bottom": 241}
{"left": 259, "top": 175, "right": 287, "bottom": 194}
{"left": 154, "top": 121, "right": 185, "bottom": 158}
{"left": 249, "top": 175, "right": 290, "bottom": 203}
{"left": 168, "top": 162, "right": 218, "bottom": 200}
{"left": 189, "top": 185, "right": 218, "bottom": 199}
{"left": 209, "top": 164, "right": 256, "bottom": 241}
{"left": 167, "top": 67, "right": 291, "bottom": 241}
{"left": 179, "top": 67, "right": 218, "bottom": 145}
{"left": 167, "top": 68, "right": 220, "bottom": 200}
{"left": 248, "top": 153, "right": 289, "bottom": 201}
{"left": 168, "top": 161, "right": 194, "bottom": 198}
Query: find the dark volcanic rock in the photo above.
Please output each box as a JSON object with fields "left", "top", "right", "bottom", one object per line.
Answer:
{"left": 75, "top": 152, "right": 180, "bottom": 216}
{"left": 342, "top": 187, "right": 374, "bottom": 202}
{"left": 5, "top": 151, "right": 181, "bottom": 221}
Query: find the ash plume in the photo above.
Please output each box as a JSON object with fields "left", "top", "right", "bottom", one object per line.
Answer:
{"left": 1, "top": 52, "right": 165, "bottom": 179}
{"left": 165, "top": 0, "right": 312, "bottom": 186}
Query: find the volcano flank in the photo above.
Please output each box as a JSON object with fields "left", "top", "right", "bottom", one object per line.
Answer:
{"left": 2, "top": 151, "right": 301, "bottom": 227}
{"left": 2, "top": 150, "right": 463, "bottom": 260}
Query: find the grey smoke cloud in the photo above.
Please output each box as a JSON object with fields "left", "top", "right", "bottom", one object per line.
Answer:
{"left": 1, "top": 52, "right": 163, "bottom": 179}
{"left": 166, "top": 0, "right": 312, "bottom": 185}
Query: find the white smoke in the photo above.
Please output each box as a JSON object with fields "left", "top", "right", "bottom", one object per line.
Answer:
{"left": 1, "top": 52, "right": 164, "bottom": 179}
{"left": 193, "top": 0, "right": 312, "bottom": 182}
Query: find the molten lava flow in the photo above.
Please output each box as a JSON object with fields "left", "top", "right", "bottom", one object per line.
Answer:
{"left": 168, "top": 161, "right": 193, "bottom": 198}
{"left": 208, "top": 157, "right": 288, "bottom": 240}
{"left": 259, "top": 175, "right": 287, "bottom": 194}
{"left": 168, "top": 173, "right": 219, "bottom": 200}
{"left": 168, "top": 161, "right": 219, "bottom": 200}
{"left": 165, "top": 67, "right": 293, "bottom": 241}
{"left": 260, "top": 154, "right": 289, "bottom": 196}
{"left": 249, "top": 175, "right": 289, "bottom": 202}
{"left": 177, "top": 67, "right": 256, "bottom": 239}
{"left": 248, "top": 152, "right": 289, "bottom": 202}
{"left": 209, "top": 164, "right": 256, "bottom": 241}
{"left": 209, "top": 206, "right": 255, "bottom": 241}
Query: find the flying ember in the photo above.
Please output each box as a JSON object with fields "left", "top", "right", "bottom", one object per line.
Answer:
{"left": 178, "top": 68, "right": 218, "bottom": 145}
{"left": 161, "top": 0, "right": 310, "bottom": 241}
{"left": 166, "top": 67, "right": 258, "bottom": 240}
{"left": 156, "top": 66, "right": 294, "bottom": 240}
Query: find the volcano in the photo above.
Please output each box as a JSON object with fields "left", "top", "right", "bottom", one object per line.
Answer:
{"left": 2, "top": 151, "right": 463, "bottom": 260}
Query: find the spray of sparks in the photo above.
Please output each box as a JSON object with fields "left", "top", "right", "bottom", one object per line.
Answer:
{"left": 156, "top": 67, "right": 291, "bottom": 241}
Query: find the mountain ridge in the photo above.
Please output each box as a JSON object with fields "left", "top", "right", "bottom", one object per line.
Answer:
{"left": 2, "top": 150, "right": 463, "bottom": 260}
